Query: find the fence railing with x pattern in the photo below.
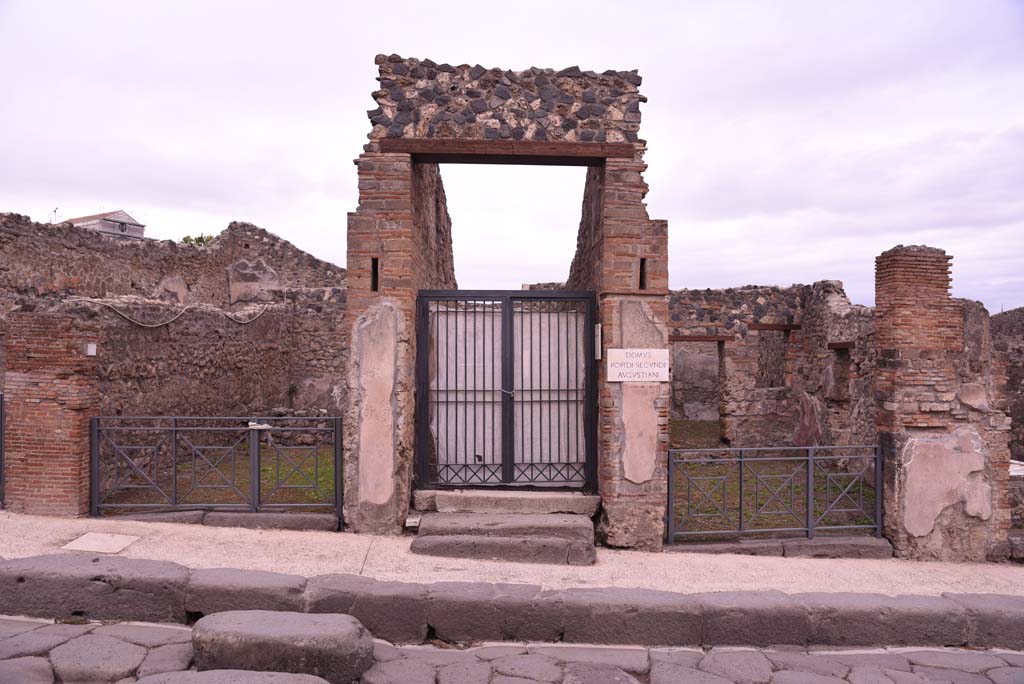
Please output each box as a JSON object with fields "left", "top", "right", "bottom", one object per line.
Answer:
{"left": 667, "top": 445, "right": 882, "bottom": 542}
{"left": 90, "top": 416, "right": 341, "bottom": 517}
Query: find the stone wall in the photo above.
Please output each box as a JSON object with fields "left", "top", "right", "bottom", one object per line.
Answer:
{"left": 46, "top": 290, "right": 347, "bottom": 418}
{"left": 367, "top": 55, "right": 643, "bottom": 144}
{"left": 992, "top": 306, "right": 1024, "bottom": 463}
{"left": 875, "top": 246, "right": 1011, "bottom": 561}
{"left": 667, "top": 282, "right": 876, "bottom": 449}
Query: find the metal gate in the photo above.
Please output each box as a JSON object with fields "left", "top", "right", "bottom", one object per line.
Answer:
{"left": 415, "top": 290, "right": 597, "bottom": 489}
{"left": 90, "top": 416, "right": 342, "bottom": 517}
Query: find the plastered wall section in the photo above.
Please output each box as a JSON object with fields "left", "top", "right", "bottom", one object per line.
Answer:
{"left": 874, "top": 246, "right": 1011, "bottom": 561}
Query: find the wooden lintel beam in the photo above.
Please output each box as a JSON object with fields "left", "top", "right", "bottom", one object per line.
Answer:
{"left": 669, "top": 334, "right": 734, "bottom": 343}
{"left": 748, "top": 323, "right": 801, "bottom": 331}
{"left": 378, "top": 138, "right": 636, "bottom": 165}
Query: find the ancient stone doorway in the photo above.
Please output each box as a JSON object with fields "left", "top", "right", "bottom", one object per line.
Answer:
{"left": 414, "top": 290, "right": 597, "bottom": 490}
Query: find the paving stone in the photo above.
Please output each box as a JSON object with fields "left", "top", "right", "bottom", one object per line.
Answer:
{"left": 847, "top": 665, "right": 898, "bottom": 683}
{"left": 186, "top": 567, "right": 306, "bottom": 615}
{"left": 61, "top": 532, "right": 140, "bottom": 554}
{"left": 395, "top": 645, "right": 480, "bottom": 665}
{"left": 492, "top": 677, "right": 549, "bottom": 684}
{"left": 491, "top": 653, "right": 564, "bottom": 682}
{"left": 0, "top": 554, "right": 190, "bottom": 623}
{"left": 0, "top": 655, "right": 54, "bottom": 684}
{"left": 50, "top": 633, "right": 148, "bottom": 683}
{"left": 765, "top": 652, "right": 848, "bottom": 678}
{"left": 0, "top": 623, "right": 94, "bottom": 659}
{"left": 987, "top": 667, "right": 1024, "bottom": 684}
{"left": 94, "top": 624, "right": 192, "bottom": 648}
{"left": 1000, "top": 654, "right": 1024, "bottom": 668}
{"left": 0, "top": 616, "right": 46, "bottom": 638}
{"left": 202, "top": 512, "right": 338, "bottom": 531}
{"left": 359, "top": 659, "right": 436, "bottom": 684}
{"left": 770, "top": 672, "right": 846, "bottom": 684}
{"left": 136, "top": 642, "right": 194, "bottom": 678}
{"left": 470, "top": 643, "right": 529, "bottom": 660}
{"left": 884, "top": 669, "right": 932, "bottom": 683}
{"left": 136, "top": 672, "right": 331, "bottom": 683}
{"left": 193, "top": 610, "right": 374, "bottom": 684}
{"left": 305, "top": 574, "right": 429, "bottom": 644}
{"left": 910, "top": 665, "right": 991, "bottom": 683}
{"left": 528, "top": 644, "right": 649, "bottom": 673}
{"left": 650, "top": 663, "right": 734, "bottom": 684}
{"left": 563, "top": 662, "right": 640, "bottom": 684}
{"left": 796, "top": 593, "right": 969, "bottom": 647}
{"left": 371, "top": 640, "right": 404, "bottom": 662}
{"left": 698, "top": 592, "right": 813, "bottom": 647}
{"left": 903, "top": 650, "right": 1007, "bottom": 673}
{"left": 699, "top": 649, "right": 774, "bottom": 683}
{"left": 649, "top": 647, "right": 704, "bottom": 668}
{"left": 825, "top": 652, "right": 912, "bottom": 671}
{"left": 436, "top": 661, "right": 492, "bottom": 684}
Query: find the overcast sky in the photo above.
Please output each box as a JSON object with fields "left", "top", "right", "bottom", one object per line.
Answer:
{"left": 1, "top": 1, "right": 1022, "bottom": 311}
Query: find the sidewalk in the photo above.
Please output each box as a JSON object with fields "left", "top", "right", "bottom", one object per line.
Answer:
{"left": 1, "top": 511, "right": 1021, "bottom": 596}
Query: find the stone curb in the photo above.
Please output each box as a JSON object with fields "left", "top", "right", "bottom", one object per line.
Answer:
{"left": 1, "top": 554, "right": 1022, "bottom": 650}
{"left": 115, "top": 511, "right": 340, "bottom": 532}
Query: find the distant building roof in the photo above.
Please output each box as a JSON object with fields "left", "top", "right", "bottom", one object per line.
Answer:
{"left": 64, "top": 210, "right": 145, "bottom": 228}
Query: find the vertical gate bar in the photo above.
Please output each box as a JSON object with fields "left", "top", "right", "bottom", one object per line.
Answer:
{"left": 89, "top": 417, "right": 99, "bottom": 516}
{"left": 334, "top": 416, "right": 344, "bottom": 525}
{"left": 171, "top": 417, "right": 178, "bottom": 507}
{"left": 806, "top": 448, "right": 815, "bottom": 538}
{"left": 414, "top": 297, "right": 431, "bottom": 487}
{"left": 501, "top": 295, "right": 515, "bottom": 483}
{"left": 556, "top": 304, "right": 562, "bottom": 472}
{"left": 573, "top": 302, "right": 579, "bottom": 465}
{"left": 249, "top": 425, "right": 259, "bottom": 511}
{"left": 519, "top": 299, "right": 525, "bottom": 476}
{"left": 874, "top": 445, "right": 883, "bottom": 537}
{"left": 667, "top": 451, "right": 675, "bottom": 543}
{"left": 584, "top": 295, "right": 598, "bottom": 492}
{"left": 443, "top": 302, "right": 449, "bottom": 480}
{"left": 738, "top": 450, "right": 744, "bottom": 532}
{"left": 546, "top": 301, "right": 552, "bottom": 471}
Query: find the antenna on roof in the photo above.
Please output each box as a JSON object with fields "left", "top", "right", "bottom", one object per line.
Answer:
{"left": 51, "top": 207, "right": 59, "bottom": 224}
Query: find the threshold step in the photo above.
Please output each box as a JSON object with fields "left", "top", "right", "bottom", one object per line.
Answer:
{"left": 413, "top": 489, "right": 600, "bottom": 516}
{"left": 417, "top": 513, "right": 595, "bottom": 544}
{"left": 410, "top": 533, "right": 596, "bottom": 566}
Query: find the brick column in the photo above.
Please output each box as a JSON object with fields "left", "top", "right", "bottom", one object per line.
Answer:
{"left": 342, "top": 152, "right": 419, "bottom": 534}
{"left": 2, "top": 313, "right": 99, "bottom": 515}
{"left": 875, "top": 246, "right": 1011, "bottom": 560}
{"left": 593, "top": 151, "right": 671, "bottom": 551}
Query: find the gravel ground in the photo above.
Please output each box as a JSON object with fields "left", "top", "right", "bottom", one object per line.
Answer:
{"left": 1, "top": 511, "right": 1022, "bottom": 596}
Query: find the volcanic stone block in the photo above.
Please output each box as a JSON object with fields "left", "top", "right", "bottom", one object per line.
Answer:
{"left": 187, "top": 568, "right": 306, "bottom": 615}
{"left": 416, "top": 513, "right": 595, "bottom": 541}
{"left": 360, "top": 659, "right": 436, "bottom": 684}
{"left": 0, "top": 656, "right": 55, "bottom": 684}
{"left": 411, "top": 534, "right": 595, "bottom": 565}
{"left": 426, "top": 581, "right": 547, "bottom": 642}
{"left": 781, "top": 537, "right": 894, "bottom": 559}
{"left": 943, "top": 592, "right": 1024, "bottom": 649}
{"left": 696, "top": 591, "right": 813, "bottom": 647}
{"left": 137, "top": 642, "right": 195, "bottom": 678}
{"left": 117, "top": 510, "right": 208, "bottom": 525}
{"left": 137, "top": 673, "right": 332, "bottom": 684}
{"left": 193, "top": 611, "right": 373, "bottom": 684}
{"left": 93, "top": 624, "right": 193, "bottom": 648}
{"left": 563, "top": 663, "right": 640, "bottom": 684}
{"left": 0, "top": 624, "right": 94, "bottom": 659}
{"left": 0, "top": 553, "right": 189, "bottom": 623}
{"left": 49, "top": 634, "right": 148, "bottom": 683}
{"left": 796, "top": 592, "right": 969, "bottom": 647}
{"left": 203, "top": 512, "right": 339, "bottom": 531}
{"left": 304, "top": 574, "right": 429, "bottom": 644}
{"left": 553, "top": 588, "right": 702, "bottom": 646}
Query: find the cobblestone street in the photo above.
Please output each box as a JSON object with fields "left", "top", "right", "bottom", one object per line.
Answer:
{"left": 3, "top": 614, "right": 1024, "bottom": 684}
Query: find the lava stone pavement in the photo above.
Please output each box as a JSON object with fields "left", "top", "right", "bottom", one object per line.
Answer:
{"left": 5, "top": 614, "right": 1024, "bottom": 684}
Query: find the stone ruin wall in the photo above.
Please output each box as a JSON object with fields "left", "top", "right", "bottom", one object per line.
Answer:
{"left": 367, "top": 54, "right": 643, "bottom": 145}
{"left": 668, "top": 282, "right": 876, "bottom": 449}
{"left": 0, "top": 213, "right": 347, "bottom": 418}
{"left": 875, "top": 246, "right": 1011, "bottom": 561}
{"left": 991, "top": 306, "right": 1024, "bottom": 528}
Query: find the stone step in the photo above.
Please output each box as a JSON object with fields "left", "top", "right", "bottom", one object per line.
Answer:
{"left": 414, "top": 489, "right": 601, "bottom": 516}
{"left": 192, "top": 610, "right": 374, "bottom": 684}
{"left": 417, "top": 512, "right": 595, "bottom": 543}
{"left": 410, "top": 533, "right": 597, "bottom": 566}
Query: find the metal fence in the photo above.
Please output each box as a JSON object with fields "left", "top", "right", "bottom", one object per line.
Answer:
{"left": 90, "top": 416, "right": 342, "bottom": 518}
{"left": 667, "top": 445, "right": 882, "bottom": 541}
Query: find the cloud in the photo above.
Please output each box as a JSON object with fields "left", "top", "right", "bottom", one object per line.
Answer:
{"left": 0, "top": 0, "right": 1021, "bottom": 311}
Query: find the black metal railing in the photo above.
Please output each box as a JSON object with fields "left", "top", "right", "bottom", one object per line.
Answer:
{"left": 90, "top": 416, "right": 342, "bottom": 518}
{"left": 667, "top": 445, "right": 882, "bottom": 541}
